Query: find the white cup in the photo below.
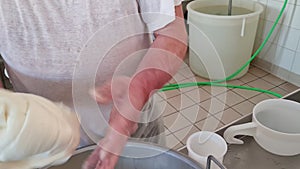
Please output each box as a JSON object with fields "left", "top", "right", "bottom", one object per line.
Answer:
{"left": 187, "top": 131, "right": 228, "bottom": 169}
{"left": 224, "top": 99, "right": 300, "bottom": 156}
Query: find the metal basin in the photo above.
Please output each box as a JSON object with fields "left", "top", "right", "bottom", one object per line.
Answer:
{"left": 47, "top": 141, "right": 203, "bottom": 169}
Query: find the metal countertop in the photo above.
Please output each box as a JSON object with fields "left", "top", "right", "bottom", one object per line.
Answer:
{"left": 180, "top": 88, "right": 300, "bottom": 169}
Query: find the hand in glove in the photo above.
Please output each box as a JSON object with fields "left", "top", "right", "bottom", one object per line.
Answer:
{"left": 82, "top": 76, "right": 148, "bottom": 169}
{"left": 83, "top": 5, "right": 187, "bottom": 169}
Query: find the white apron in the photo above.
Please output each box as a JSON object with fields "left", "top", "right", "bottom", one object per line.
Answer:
{"left": 0, "top": 0, "right": 178, "bottom": 147}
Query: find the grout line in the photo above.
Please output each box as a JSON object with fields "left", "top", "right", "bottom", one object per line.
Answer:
{"left": 164, "top": 67, "right": 295, "bottom": 136}
{"left": 176, "top": 145, "right": 187, "bottom": 152}
{"left": 165, "top": 122, "right": 194, "bottom": 135}
{"left": 171, "top": 125, "right": 195, "bottom": 145}
{"left": 183, "top": 91, "right": 212, "bottom": 105}
{"left": 181, "top": 110, "right": 214, "bottom": 126}
{"left": 163, "top": 111, "right": 178, "bottom": 118}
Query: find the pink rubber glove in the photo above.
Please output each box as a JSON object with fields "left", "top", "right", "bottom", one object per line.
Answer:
{"left": 83, "top": 5, "right": 187, "bottom": 169}
{"left": 83, "top": 76, "right": 148, "bottom": 169}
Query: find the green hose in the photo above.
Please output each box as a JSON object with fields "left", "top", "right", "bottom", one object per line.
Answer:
{"left": 161, "top": 82, "right": 282, "bottom": 98}
{"left": 161, "top": 0, "right": 288, "bottom": 98}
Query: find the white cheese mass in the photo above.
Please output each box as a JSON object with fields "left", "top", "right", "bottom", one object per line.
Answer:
{"left": 0, "top": 89, "right": 80, "bottom": 169}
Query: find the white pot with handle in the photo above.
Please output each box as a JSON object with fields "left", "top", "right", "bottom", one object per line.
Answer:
{"left": 223, "top": 99, "right": 300, "bottom": 156}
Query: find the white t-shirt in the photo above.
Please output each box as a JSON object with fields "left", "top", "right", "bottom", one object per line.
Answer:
{"left": 0, "top": 0, "right": 182, "bottom": 145}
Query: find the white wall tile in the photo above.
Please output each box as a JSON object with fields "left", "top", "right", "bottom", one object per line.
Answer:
{"left": 298, "top": 37, "right": 300, "bottom": 51}
{"left": 274, "top": 46, "right": 295, "bottom": 70}
{"left": 277, "top": 25, "right": 300, "bottom": 50}
{"left": 257, "top": 41, "right": 276, "bottom": 62}
{"left": 261, "top": 19, "right": 281, "bottom": 43}
{"left": 265, "top": 0, "right": 283, "bottom": 23}
{"left": 265, "top": 1, "right": 294, "bottom": 26}
{"left": 270, "top": 0, "right": 297, "bottom": 5}
{"left": 256, "top": 0, "right": 268, "bottom": 6}
{"left": 253, "top": 37, "right": 263, "bottom": 53}
{"left": 256, "top": 0, "right": 268, "bottom": 19}
{"left": 257, "top": 42, "right": 295, "bottom": 70}
{"left": 281, "top": 4, "right": 298, "bottom": 27}
{"left": 289, "top": 5, "right": 300, "bottom": 29}
{"left": 291, "top": 51, "right": 300, "bottom": 74}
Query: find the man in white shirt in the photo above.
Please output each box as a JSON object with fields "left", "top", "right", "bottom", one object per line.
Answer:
{"left": 0, "top": 0, "right": 187, "bottom": 168}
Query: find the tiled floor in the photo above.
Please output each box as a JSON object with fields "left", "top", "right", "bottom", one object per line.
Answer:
{"left": 1, "top": 55, "right": 299, "bottom": 151}
{"left": 156, "top": 60, "right": 299, "bottom": 151}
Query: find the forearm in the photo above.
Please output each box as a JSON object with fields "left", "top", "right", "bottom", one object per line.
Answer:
{"left": 106, "top": 6, "right": 188, "bottom": 137}
{"left": 134, "top": 5, "right": 188, "bottom": 98}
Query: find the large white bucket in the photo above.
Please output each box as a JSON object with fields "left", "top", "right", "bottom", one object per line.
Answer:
{"left": 187, "top": 0, "right": 264, "bottom": 80}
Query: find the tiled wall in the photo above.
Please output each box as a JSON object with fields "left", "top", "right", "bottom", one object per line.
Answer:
{"left": 253, "top": 0, "right": 300, "bottom": 86}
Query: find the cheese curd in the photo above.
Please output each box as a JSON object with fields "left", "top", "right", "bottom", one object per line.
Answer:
{"left": 0, "top": 89, "right": 80, "bottom": 169}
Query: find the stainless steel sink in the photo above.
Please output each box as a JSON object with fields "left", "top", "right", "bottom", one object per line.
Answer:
{"left": 47, "top": 141, "right": 203, "bottom": 169}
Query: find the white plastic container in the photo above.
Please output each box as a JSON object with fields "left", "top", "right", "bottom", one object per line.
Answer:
{"left": 187, "top": 0, "right": 264, "bottom": 80}
{"left": 224, "top": 99, "right": 300, "bottom": 156}
{"left": 187, "top": 131, "right": 228, "bottom": 169}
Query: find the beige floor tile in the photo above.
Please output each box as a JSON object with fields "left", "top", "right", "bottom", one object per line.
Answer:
{"left": 232, "top": 87, "right": 261, "bottom": 99}
{"left": 214, "top": 108, "right": 242, "bottom": 125}
{"left": 247, "top": 78, "right": 276, "bottom": 91}
{"left": 173, "top": 142, "right": 185, "bottom": 150}
{"left": 249, "top": 64, "right": 255, "bottom": 69}
{"left": 164, "top": 127, "right": 171, "bottom": 136}
{"left": 166, "top": 133, "right": 184, "bottom": 150}
{"left": 248, "top": 66, "right": 269, "bottom": 77}
{"left": 176, "top": 78, "right": 199, "bottom": 93}
{"left": 267, "top": 93, "right": 280, "bottom": 99}
{"left": 200, "top": 98, "right": 227, "bottom": 115}
{"left": 179, "top": 63, "right": 189, "bottom": 70}
{"left": 154, "top": 92, "right": 166, "bottom": 102}
{"left": 158, "top": 90, "right": 169, "bottom": 97}
{"left": 167, "top": 94, "right": 196, "bottom": 111}
{"left": 216, "top": 90, "right": 246, "bottom": 107}
{"left": 183, "top": 55, "right": 189, "bottom": 65}
{"left": 278, "top": 82, "right": 299, "bottom": 93}
{"left": 262, "top": 74, "right": 286, "bottom": 86}
{"left": 162, "top": 89, "right": 181, "bottom": 99}
{"left": 226, "top": 79, "right": 245, "bottom": 86}
{"left": 163, "top": 113, "right": 192, "bottom": 132}
{"left": 173, "top": 72, "right": 187, "bottom": 83}
{"left": 158, "top": 101, "right": 177, "bottom": 117}
{"left": 238, "top": 73, "right": 258, "bottom": 83}
{"left": 269, "top": 87, "right": 290, "bottom": 98}
{"left": 184, "top": 88, "right": 211, "bottom": 103}
{"left": 249, "top": 93, "right": 272, "bottom": 104}
{"left": 180, "top": 105, "right": 211, "bottom": 124}
{"left": 194, "top": 75, "right": 210, "bottom": 82}
{"left": 173, "top": 125, "right": 200, "bottom": 145}
{"left": 232, "top": 100, "right": 255, "bottom": 116}
{"left": 202, "top": 85, "right": 228, "bottom": 96}
{"left": 195, "top": 116, "right": 224, "bottom": 131}
{"left": 168, "top": 78, "right": 177, "bottom": 84}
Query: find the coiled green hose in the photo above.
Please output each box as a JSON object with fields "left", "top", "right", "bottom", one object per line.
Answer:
{"left": 161, "top": 0, "right": 288, "bottom": 98}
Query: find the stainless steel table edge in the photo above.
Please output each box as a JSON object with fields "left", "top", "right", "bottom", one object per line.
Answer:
{"left": 178, "top": 88, "right": 300, "bottom": 169}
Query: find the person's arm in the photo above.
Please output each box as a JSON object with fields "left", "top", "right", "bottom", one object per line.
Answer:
{"left": 83, "top": 5, "right": 187, "bottom": 169}
{"left": 134, "top": 4, "right": 187, "bottom": 98}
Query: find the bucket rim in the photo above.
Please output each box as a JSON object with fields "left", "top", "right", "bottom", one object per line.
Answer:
{"left": 186, "top": 0, "right": 264, "bottom": 19}
{"left": 252, "top": 98, "right": 300, "bottom": 136}
{"left": 74, "top": 141, "right": 204, "bottom": 168}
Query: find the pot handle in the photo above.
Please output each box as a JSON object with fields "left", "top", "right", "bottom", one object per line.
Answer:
{"left": 223, "top": 122, "right": 257, "bottom": 144}
{"left": 240, "top": 18, "right": 246, "bottom": 37}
